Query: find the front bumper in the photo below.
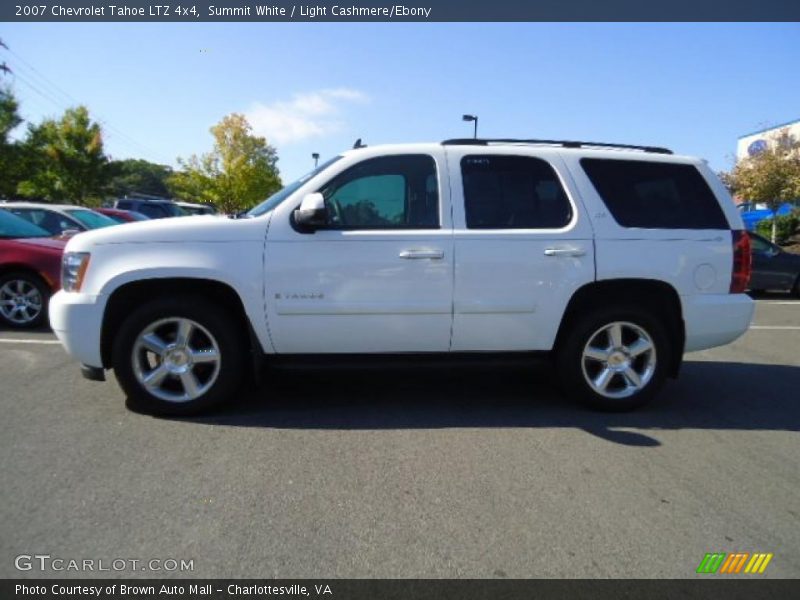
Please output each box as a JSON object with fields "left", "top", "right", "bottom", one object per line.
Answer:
{"left": 49, "top": 290, "right": 106, "bottom": 369}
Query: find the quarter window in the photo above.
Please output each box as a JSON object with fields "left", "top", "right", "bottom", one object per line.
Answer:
{"left": 461, "top": 155, "right": 572, "bottom": 229}
{"left": 580, "top": 158, "right": 728, "bottom": 229}
{"left": 320, "top": 155, "right": 439, "bottom": 230}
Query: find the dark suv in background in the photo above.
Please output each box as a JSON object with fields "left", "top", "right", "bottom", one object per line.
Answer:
{"left": 114, "top": 197, "right": 187, "bottom": 219}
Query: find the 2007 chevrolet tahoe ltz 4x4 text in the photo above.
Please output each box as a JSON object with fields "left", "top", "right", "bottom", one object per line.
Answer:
{"left": 50, "top": 138, "right": 754, "bottom": 414}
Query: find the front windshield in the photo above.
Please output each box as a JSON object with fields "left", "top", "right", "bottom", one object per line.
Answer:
{"left": 247, "top": 155, "right": 343, "bottom": 217}
{"left": 65, "top": 209, "right": 118, "bottom": 229}
{"left": 0, "top": 209, "right": 51, "bottom": 239}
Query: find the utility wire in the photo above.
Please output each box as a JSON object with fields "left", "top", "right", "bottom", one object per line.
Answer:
{"left": 3, "top": 44, "right": 173, "bottom": 164}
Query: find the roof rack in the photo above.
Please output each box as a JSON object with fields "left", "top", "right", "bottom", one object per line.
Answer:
{"left": 441, "top": 138, "right": 673, "bottom": 155}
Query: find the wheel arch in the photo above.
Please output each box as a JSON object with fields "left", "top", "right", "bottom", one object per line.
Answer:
{"left": 100, "top": 277, "right": 259, "bottom": 370}
{"left": 0, "top": 264, "right": 55, "bottom": 290}
{"left": 554, "top": 278, "right": 685, "bottom": 377}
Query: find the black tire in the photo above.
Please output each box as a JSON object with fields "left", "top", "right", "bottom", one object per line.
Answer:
{"left": 0, "top": 271, "right": 51, "bottom": 329}
{"left": 556, "top": 305, "right": 671, "bottom": 412}
{"left": 794, "top": 276, "right": 800, "bottom": 299}
{"left": 112, "top": 296, "right": 245, "bottom": 415}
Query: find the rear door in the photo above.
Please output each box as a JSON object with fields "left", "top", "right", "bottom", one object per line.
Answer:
{"left": 446, "top": 147, "right": 595, "bottom": 351}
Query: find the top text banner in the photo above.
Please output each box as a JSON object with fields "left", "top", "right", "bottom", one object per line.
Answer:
{"left": 4, "top": 1, "right": 800, "bottom": 22}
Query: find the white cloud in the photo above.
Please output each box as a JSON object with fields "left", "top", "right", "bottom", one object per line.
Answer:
{"left": 245, "top": 88, "right": 369, "bottom": 145}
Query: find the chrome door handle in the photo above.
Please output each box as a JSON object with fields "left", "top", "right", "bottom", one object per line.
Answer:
{"left": 544, "top": 247, "right": 586, "bottom": 257}
{"left": 399, "top": 249, "right": 444, "bottom": 260}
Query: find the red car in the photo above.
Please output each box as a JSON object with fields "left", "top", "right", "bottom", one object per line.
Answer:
{"left": 94, "top": 207, "right": 150, "bottom": 223}
{"left": 0, "top": 208, "right": 66, "bottom": 328}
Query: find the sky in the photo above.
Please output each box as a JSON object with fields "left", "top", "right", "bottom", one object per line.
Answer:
{"left": 2, "top": 22, "right": 799, "bottom": 182}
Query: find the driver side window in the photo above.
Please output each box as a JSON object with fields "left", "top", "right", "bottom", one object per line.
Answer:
{"left": 320, "top": 155, "right": 439, "bottom": 230}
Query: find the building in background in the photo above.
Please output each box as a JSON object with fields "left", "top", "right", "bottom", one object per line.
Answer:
{"left": 737, "top": 118, "right": 800, "bottom": 161}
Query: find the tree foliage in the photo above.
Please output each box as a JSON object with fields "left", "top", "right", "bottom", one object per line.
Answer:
{"left": 724, "top": 129, "right": 800, "bottom": 242}
{"left": 0, "top": 86, "right": 23, "bottom": 197}
{"left": 108, "top": 158, "right": 173, "bottom": 198}
{"left": 0, "top": 86, "right": 21, "bottom": 144}
{"left": 168, "top": 113, "right": 281, "bottom": 214}
{"left": 16, "top": 106, "right": 109, "bottom": 205}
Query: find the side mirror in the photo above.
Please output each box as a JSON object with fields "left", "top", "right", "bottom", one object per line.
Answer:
{"left": 294, "top": 193, "right": 327, "bottom": 231}
{"left": 60, "top": 228, "right": 81, "bottom": 238}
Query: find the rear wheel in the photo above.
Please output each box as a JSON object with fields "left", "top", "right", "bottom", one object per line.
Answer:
{"left": 0, "top": 271, "right": 49, "bottom": 328}
{"left": 556, "top": 306, "right": 671, "bottom": 411}
{"left": 112, "top": 297, "right": 245, "bottom": 415}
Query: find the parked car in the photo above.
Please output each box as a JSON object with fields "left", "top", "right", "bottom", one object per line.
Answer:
{"left": 737, "top": 200, "right": 799, "bottom": 231}
{"left": 4, "top": 203, "right": 117, "bottom": 236}
{"left": 0, "top": 209, "right": 65, "bottom": 328}
{"left": 114, "top": 198, "right": 187, "bottom": 219}
{"left": 50, "top": 138, "right": 754, "bottom": 415}
{"left": 747, "top": 232, "right": 800, "bottom": 296}
{"left": 95, "top": 207, "right": 150, "bottom": 223}
{"left": 175, "top": 201, "right": 218, "bottom": 216}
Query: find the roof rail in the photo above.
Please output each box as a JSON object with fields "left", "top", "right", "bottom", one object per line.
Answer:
{"left": 441, "top": 138, "right": 673, "bottom": 155}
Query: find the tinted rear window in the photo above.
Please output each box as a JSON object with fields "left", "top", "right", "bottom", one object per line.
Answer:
{"left": 462, "top": 155, "right": 572, "bottom": 229}
{"left": 580, "top": 159, "right": 728, "bottom": 230}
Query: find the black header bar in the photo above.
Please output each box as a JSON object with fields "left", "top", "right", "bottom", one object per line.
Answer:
{"left": 4, "top": 579, "right": 800, "bottom": 600}
{"left": 3, "top": 1, "right": 800, "bottom": 22}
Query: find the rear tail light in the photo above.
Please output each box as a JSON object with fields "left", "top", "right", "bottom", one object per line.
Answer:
{"left": 730, "top": 230, "right": 752, "bottom": 293}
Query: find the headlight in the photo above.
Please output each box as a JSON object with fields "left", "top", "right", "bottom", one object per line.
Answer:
{"left": 61, "top": 252, "right": 91, "bottom": 292}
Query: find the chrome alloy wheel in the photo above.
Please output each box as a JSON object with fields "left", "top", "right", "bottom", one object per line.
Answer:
{"left": 0, "top": 279, "right": 43, "bottom": 325}
{"left": 131, "top": 317, "right": 221, "bottom": 403}
{"left": 580, "top": 321, "right": 656, "bottom": 400}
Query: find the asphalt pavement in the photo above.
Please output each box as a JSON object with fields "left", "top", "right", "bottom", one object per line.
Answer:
{"left": 1, "top": 295, "right": 798, "bottom": 579}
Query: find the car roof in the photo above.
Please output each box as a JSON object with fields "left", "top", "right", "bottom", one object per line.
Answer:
{"left": 4, "top": 202, "right": 96, "bottom": 211}
{"left": 118, "top": 198, "right": 173, "bottom": 204}
{"left": 339, "top": 141, "right": 702, "bottom": 164}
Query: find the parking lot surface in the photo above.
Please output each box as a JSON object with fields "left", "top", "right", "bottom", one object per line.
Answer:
{"left": 1, "top": 296, "right": 798, "bottom": 579}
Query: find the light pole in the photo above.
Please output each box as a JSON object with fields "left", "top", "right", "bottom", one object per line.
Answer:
{"left": 312, "top": 152, "right": 320, "bottom": 168}
{"left": 462, "top": 114, "right": 478, "bottom": 139}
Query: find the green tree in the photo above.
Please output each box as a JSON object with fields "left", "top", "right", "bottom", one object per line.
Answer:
{"left": 108, "top": 158, "right": 173, "bottom": 198}
{"left": 17, "top": 105, "right": 109, "bottom": 205}
{"left": 0, "top": 86, "right": 21, "bottom": 144}
{"left": 0, "top": 86, "right": 23, "bottom": 197}
{"left": 725, "top": 129, "right": 800, "bottom": 243}
{"left": 168, "top": 113, "right": 281, "bottom": 214}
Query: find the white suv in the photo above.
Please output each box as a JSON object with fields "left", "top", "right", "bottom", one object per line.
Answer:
{"left": 49, "top": 138, "right": 754, "bottom": 414}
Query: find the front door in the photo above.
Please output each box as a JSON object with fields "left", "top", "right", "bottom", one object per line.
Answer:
{"left": 264, "top": 152, "right": 454, "bottom": 353}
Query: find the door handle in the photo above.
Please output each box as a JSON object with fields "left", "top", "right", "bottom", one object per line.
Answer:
{"left": 399, "top": 249, "right": 444, "bottom": 260}
{"left": 544, "top": 247, "right": 586, "bottom": 257}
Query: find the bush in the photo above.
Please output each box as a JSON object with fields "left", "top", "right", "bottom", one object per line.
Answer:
{"left": 756, "top": 211, "right": 800, "bottom": 245}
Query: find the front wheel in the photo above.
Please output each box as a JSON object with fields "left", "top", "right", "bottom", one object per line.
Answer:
{"left": 556, "top": 306, "right": 671, "bottom": 411}
{"left": 112, "top": 297, "right": 245, "bottom": 415}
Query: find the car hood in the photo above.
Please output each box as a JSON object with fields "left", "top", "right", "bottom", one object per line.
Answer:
{"left": 65, "top": 215, "right": 267, "bottom": 251}
{"left": 0, "top": 236, "right": 67, "bottom": 253}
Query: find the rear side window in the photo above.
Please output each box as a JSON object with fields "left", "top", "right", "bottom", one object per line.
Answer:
{"left": 9, "top": 208, "right": 76, "bottom": 234}
{"left": 580, "top": 159, "right": 728, "bottom": 229}
{"left": 138, "top": 204, "right": 167, "bottom": 218}
{"left": 461, "top": 155, "right": 572, "bottom": 229}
